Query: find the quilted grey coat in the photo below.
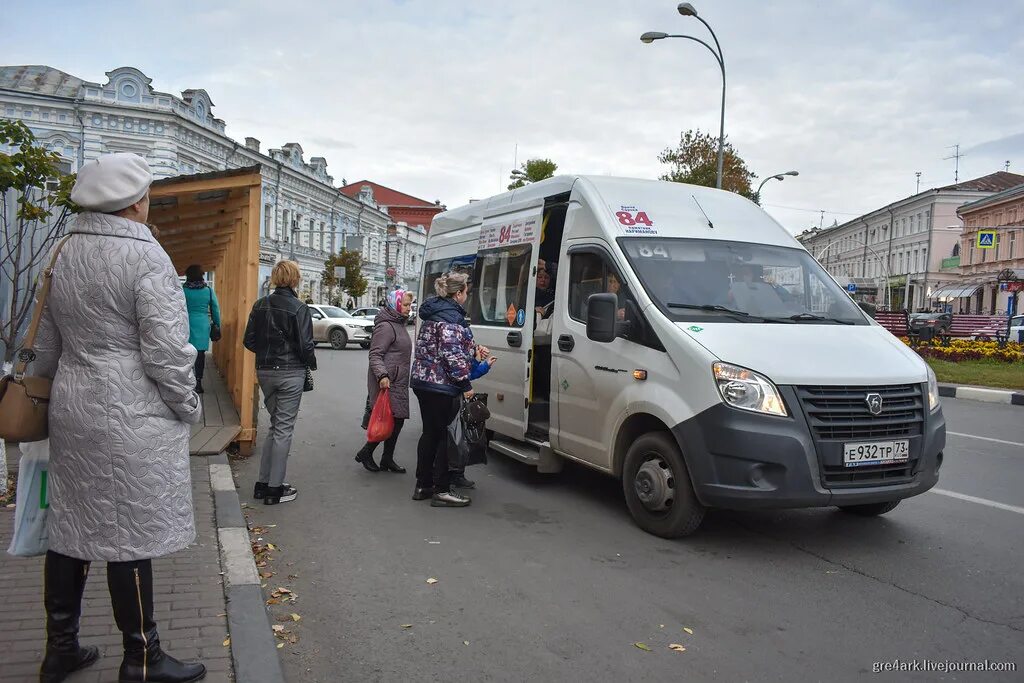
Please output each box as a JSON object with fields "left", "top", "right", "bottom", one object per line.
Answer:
{"left": 32, "top": 212, "right": 202, "bottom": 562}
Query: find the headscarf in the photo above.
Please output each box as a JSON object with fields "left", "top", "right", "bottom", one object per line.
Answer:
{"left": 388, "top": 289, "right": 408, "bottom": 312}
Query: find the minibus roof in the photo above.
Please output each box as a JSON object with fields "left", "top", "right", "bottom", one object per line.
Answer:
{"left": 431, "top": 175, "right": 802, "bottom": 250}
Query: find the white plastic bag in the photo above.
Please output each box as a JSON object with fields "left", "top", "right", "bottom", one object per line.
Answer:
{"left": 6, "top": 439, "right": 50, "bottom": 557}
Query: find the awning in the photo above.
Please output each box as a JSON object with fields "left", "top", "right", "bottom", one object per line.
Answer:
{"left": 932, "top": 284, "right": 983, "bottom": 299}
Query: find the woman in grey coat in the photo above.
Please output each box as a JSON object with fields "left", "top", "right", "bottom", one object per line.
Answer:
{"left": 32, "top": 153, "right": 206, "bottom": 683}
{"left": 355, "top": 289, "right": 414, "bottom": 473}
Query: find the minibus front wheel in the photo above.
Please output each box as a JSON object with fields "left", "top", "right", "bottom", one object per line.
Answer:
{"left": 622, "top": 432, "right": 705, "bottom": 538}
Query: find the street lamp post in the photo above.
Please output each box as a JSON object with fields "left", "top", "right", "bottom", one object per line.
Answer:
{"left": 755, "top": 170, "right": 799, "bottom": 200}
{"left": 641, "top": 3, "right": 727, "bottom": 189}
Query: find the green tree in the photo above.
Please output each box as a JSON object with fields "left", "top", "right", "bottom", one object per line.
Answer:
{"left": 323, "top": 249, "right": 368, "bottom": 302}
{"left": 508, "top": 158, "right": 558, "bottom": 190}
{"left": 1, "top": 119, "right": 78, "bottom": 364}
{"left": 658, "top": 129, "right": 756, "bottom": 200}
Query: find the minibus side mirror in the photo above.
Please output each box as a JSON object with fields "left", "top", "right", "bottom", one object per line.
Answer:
{"left": 856, "top": 301, "right": 876, "bottom": 317}
{"left": 586, "top": 293, "right": 618, "bottom": 343}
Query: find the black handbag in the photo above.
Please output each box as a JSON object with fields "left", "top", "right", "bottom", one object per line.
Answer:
{"left": 462, "top": 394, "right": 489, "bottom": 466}
{"left": 208, "top": 289, "right": 222, "bottom": 342}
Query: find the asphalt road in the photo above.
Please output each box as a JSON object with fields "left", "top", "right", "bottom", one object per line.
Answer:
{"left": 232, "top": 343, "right": 1023, "bottom": 682}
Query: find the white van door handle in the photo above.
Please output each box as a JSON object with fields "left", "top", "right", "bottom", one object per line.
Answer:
{"left": 557, "top": 334, "right": 575, "bottom": 352}
{"left": 507, "top": 331, "right": 522, "bottom": 347}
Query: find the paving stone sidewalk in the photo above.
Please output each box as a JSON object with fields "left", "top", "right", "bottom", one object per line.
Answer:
{"left": 0, "top": 455, "right": 233, "bottom": 683}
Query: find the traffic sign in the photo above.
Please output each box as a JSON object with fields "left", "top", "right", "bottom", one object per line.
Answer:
{"left": 977, "top": 230, "right": 996, "bottom": 249}
{"left": 846, "top": 283, "right": 857, "bottom": 293}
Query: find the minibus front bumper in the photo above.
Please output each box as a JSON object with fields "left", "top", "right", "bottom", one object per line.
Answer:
{"left": 671, "top": 385, "right": 945, "bottom": 510}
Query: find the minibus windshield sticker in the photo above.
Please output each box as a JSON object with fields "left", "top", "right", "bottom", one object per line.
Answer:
{"left": 611, "top": 204, "right": 657, "bottom": 236}
{"left": 479, "top": 215, "right": 541, "bottom": 250}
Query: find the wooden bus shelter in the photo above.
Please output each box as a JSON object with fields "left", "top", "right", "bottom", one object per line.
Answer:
{"left": 148, "top": 166, "right": 262, "bottom": 455}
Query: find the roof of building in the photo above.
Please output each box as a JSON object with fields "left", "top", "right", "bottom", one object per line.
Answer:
{"left": 935, "top": 171, "right": 1024, "bottom": 193}
{"left": 0, "top": 65, "right": 83, "bottom": 98}
{"left": 957, "top": 181, "right": 1024, "bottom": 215}
{"left": 339, "top": 180, "right": 440, "bottom": 208}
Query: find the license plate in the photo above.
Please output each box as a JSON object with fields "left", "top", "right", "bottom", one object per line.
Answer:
{"left": 843, "top": 440, "right": 909, "bottom": 467}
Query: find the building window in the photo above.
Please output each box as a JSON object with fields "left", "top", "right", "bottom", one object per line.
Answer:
{"left": 264, "top": 204, "right": 272, "bottom": 238}
{"left": 281, "top": 209, "right": 290, "bottom": 241}
{"left": 1010, "top": 231, "right": 1016, "bottom": 259}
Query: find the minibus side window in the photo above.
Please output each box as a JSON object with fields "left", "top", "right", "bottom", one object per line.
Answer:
{"left": 467, "top": 245, "right": 532, "bottom": 327}
{"left": 567, "top": 253, "right": 631, "bottom": 324}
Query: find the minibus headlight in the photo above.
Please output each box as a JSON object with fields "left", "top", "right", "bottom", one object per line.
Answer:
{"left": 712, "top": 362, "right": 788, "bottom": 417}
{"left": 926, "top": 366, "right": 941, "bottom": 413}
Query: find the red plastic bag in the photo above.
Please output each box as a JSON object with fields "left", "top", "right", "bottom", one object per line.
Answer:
{"left": 366, "top": 388, "right": 394, "bottom": 443}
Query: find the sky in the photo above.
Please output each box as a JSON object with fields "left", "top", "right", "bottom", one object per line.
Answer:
{"left": 5, "top": 0, "right": 1024, "bottom": 234}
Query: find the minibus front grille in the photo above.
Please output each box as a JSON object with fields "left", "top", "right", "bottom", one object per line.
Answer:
{"left": 821, "top": 461, "right": 917, "bottom": 488}
{"left": 796, "top": 384, "right": 924, "bottom": 441}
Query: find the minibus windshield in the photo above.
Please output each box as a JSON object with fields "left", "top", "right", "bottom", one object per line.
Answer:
{"left": 618, "top": 238, "right": 868, "bottom": 325}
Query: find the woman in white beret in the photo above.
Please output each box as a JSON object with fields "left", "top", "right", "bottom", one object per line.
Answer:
{"left": 31, "top": 152, "right": 206, "bottom": 683}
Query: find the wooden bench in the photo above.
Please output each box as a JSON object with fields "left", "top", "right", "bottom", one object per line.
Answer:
{"left": 940, "top": 315, "right": 1010, "bottom": 346}
{"left": 873, "top": 311, "right": 910, "bottom": 337}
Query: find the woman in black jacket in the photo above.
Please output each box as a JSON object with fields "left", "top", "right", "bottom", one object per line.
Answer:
{"left": 243, "top": 260, "right": 317, "bottom": 505}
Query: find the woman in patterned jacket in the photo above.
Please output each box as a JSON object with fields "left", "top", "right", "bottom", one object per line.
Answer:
{"left": 410, "top": 272, "right": 477, "bottom": 507}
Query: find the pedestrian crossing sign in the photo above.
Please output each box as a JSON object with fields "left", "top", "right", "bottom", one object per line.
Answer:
{"left": 977, "top": 230, "right": 996, "bottom": 249}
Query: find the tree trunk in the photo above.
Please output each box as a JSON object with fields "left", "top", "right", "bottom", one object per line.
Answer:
{"left": 0, "top": 361, "right": 8, "bottom": 497}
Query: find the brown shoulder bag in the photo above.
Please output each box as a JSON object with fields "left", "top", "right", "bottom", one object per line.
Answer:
{"left": 0, "top": 235, "right": 73, "bottom": 442}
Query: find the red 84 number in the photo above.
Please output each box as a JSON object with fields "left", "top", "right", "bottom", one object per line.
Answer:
{"left": 616, "top": 210, "right": 653, "bottom": 227}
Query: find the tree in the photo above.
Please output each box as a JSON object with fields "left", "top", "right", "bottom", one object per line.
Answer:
{"left": 323, "top": 249, "right": 368, "bottom": 303}
{"left": 508, "top": 158, "right": 558, "bottom": 190}
{"left": 0, "top": 120, "right": 78, "bottom": 496}
{"left": 1, "top": 120, "right": 78, "bottom": 363}
{"left": 658, "top": 129, "right": 756, "bottom": 200}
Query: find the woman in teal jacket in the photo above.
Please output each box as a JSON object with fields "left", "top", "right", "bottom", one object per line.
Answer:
{"left": 183, "top": 264, "right": 221, "bottom": 393}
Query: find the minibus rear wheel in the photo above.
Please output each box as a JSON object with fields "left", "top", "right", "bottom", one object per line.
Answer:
{"left": 837, "top": 500, "right": 901, "bottom": 516}
{"left": 622, "top": 433, "right": 705, "bottom": 538}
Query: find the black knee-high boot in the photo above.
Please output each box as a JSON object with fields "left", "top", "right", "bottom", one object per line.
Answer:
{"left": 40, "top": 551, "right": 100, "bottom": 683}
{"left": 107, "top": 559, "right": 206, "bottom": 683}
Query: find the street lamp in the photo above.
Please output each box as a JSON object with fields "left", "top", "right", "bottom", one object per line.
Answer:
{"left": 756, "top": 170, "right": 799, "bottom": 197}
{"left": 641, "top": 3, "right": 727, "bottom": 188}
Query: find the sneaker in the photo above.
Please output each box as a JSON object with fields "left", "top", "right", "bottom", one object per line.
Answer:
{"left": 412, "top": 487, "right": 433, "bottom": 501}
{"left": 264, "top": 485, "right": 298, "bottom": 505}
{"left": 430, "top": 488, "right": 471, "bottom": 507}
{"left": 450, "top": 474, "right": 476, "bottom": 489}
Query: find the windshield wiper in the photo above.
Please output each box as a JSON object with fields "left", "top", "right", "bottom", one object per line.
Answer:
{"left": 773, "top": 313, "right": 854, "bottom": 325}
{"left": 666, "top": 303, "right": 762, "bottom": 322}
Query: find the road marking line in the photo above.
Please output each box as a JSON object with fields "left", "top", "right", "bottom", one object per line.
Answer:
{"left": 947, "top": 431, "right": 1024, "bottom": 448}
{"left": 930, "top": 488, "right": 1024, "bottom": 515}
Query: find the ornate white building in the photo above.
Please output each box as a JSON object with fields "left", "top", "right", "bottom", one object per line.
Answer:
{"left": 0, "top": 64, "right": 418, "bottom": 305}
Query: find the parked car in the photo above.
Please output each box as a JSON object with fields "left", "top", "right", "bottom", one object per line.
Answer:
{"left": 909, "top": 312, "right": 952, "bottom": 335}
{"left": 1011, "top": 315, "right": 1024, "bottom": 343}
{"left": 972, "top": 315, "right": 1024, "bottom": 341}
{"left": 350, "top": 306, "right": 381, "bottom": 320}
{"left": 307, "top": 304, "right": 373, "bottom": 349}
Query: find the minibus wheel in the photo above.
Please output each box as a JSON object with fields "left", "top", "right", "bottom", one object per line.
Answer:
{"left": 837, "top": 500, "right": 901, "bottom": 516}
{"left": 622, "top": 433, "right": 705, "bottom": 538}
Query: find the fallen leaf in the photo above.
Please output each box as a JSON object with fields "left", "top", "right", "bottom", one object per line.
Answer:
{"left": 683, "top": 627, "right": 694, "bottom": 635}
{"left": 277, "top": 643, "right": 284, "bottom": 649}
{"left": 634, "top": 642, "right": 651, "bottom": 652}
{"left": 291, "top": 613, "right": 301, "bottom": 622}
{"left": 426, "top": 578, "right": 439, "bottom": 585}
{"left": 400, "top": 624, "right": 413, "bottom": 629}
{"left": 463, "top": 641, "right": 470, "bottom": 646}
{"left": 287, "top": 574, "right": 299, "bottom": 580}
{"left": 669, "top": 644, "right": 686, "bottom": 653}
{"left": 267, "top": 543, "right": 277, "bottom": 550}
{"left": 277, "top": 587, "right": 292, "bottom": 594}
{"left": 260, "top": 572, "right": 274, "bottom": 579}
{"left": 288, "top": 635, "right": 298, "bottom": 644}
{"left": 223, "top": 638, "right": 231, "bottom": 647}
{"left": 272, "top": 625, "right": 285, "bottom": 633}
{"left": 266, "top": 599, "right": 280, "bottom": 605}
{"left": 659, "top": 624, "right": 665, "bottom": 629}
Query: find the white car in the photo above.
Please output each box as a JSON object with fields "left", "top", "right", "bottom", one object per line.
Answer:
{"left": 308, "top": 304, "right": 373, "bottom": 349}
{"left": 1009, "top": 315, "right": 1024, "bottom": 343}
{"left": 350, "top": 306, "right": 381, "bottom": 320}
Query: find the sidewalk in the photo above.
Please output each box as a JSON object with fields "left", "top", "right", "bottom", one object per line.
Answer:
{"left": 0, "top": 455, "right": 233, "bottom": 683}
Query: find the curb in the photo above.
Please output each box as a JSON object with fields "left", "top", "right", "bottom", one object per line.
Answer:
{"left": 209, "top": 453, "right": 286, "bottom": 683}
{"left": 938, "top": 384, "right": 1024, "bottom": 406}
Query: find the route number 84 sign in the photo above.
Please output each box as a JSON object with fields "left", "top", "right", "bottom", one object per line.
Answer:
{"left": 612, "top": 205, "right": 657, "bottom": 236}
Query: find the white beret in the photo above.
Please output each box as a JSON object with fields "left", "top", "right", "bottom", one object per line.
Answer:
{"left": 71, "top": 153, "right": 153, "bottom": 213}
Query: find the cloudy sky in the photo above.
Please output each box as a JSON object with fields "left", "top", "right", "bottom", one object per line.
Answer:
{"left": 6, "top": 0, "right": 1023, "bottom": 233}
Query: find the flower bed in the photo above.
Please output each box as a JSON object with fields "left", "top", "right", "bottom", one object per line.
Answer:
{"left": 900, "top": 338, "right": 1024, "bottom": 363}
